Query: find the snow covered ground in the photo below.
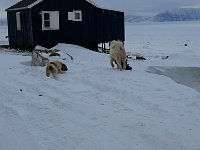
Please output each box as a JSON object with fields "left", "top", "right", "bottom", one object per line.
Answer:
{"left": 1, "top": 22, "right": 200, "bottom": 150}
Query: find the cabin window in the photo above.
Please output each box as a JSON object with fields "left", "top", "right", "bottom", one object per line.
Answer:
{"left": 74, "top": 12, "right": 80, "bottom": 20}
{"left": 43, "top": 13, "right": 50, "bottom": 28}
{"left": 16, "top": 12, "right": 21, "bottom": 30}
{"left": 68, "top": 10, "right": 82, "bottom": 21}
{"left": 41, "top": 11, "right": 59, "bottom": 30}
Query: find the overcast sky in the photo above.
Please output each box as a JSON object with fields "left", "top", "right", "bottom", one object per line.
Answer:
{"left": 1, "top": 0, "right": 200, "bottom": 18}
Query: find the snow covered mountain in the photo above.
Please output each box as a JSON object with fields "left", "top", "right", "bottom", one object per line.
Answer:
{"left": 153, "top": 8, "right": 200, "bottom": 22}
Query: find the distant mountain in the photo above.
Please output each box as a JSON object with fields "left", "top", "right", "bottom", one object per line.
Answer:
{"left": 0, "top": 18, "right": 7, "bottom": 26}
{"left": 125, "top": 15, "right": 152, "bottom": 23}
{"left": 153, "top": 8, "right": 200, "bottom": 22}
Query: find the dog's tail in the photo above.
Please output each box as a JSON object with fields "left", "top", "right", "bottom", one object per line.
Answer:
{"left": 46, "top": 61, "right": 57, "bottom": 77}
{"left": 46, "top": 61, "right": 56, "bottom": 72}
{"left": 46, "top": 61, "right": 50, "bottom": 77}
{"left": 49, "top": 65, "right": 54, "bottom": 72}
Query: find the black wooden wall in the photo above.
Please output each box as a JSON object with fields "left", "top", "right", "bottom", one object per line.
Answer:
{"left": 7, "top": 9, "right": 34, "bottom": 50}
{"left": 31, "top": 0, "right": 100, "bottom": 50}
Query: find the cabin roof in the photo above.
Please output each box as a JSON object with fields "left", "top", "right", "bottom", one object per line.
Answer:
{"left": 6, "top": 0, "right": 39, "bottom": 11}
{"left": 6, "top": 0, "right": 117, "bottom": 11}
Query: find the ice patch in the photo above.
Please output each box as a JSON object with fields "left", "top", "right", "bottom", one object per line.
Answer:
{"left": 147, "top": 66, "right": 200, "bottom": 93}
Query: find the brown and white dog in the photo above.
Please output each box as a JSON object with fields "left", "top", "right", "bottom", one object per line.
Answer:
{"left": 46, "top": 60, "right": 68, "bottom": 78}
{"left": 109, "top": 40, "right": 126, "bottom": 71}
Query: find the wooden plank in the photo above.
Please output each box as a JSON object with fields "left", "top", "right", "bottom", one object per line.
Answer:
{"left": 32, "top": 50, "right": 49, "bottom": 66}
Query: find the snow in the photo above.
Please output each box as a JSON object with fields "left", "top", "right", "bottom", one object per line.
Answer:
{"left": 0, "top": 25, "right": 8, "bottom": 45}
{"left": 1, "top": 22, "right": 200, "bottom": 150}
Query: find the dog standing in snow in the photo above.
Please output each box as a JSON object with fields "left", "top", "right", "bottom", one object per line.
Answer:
{"left": 109, "top": 40, "right": 126, "bottom": 71}
{"left": 46, "top": 60, "right": 68, "bottom": 78}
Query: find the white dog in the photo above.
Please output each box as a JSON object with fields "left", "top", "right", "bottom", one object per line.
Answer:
{"left": 109, "top": 40, "right": 126, "bottom": 71}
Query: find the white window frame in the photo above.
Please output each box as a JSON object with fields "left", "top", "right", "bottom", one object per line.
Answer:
{"left": 41, "top": 11, "right": 59, "bottom": 30}
{"left": 16, "top": 12, "right": 21, "bottom": 30}
{"left": 68, "top": 10, "right": 82, "bottom": 21}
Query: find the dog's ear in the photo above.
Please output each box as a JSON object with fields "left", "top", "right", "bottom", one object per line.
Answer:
{"left": 61, "top": 64, "right": 68, "bottom": 71}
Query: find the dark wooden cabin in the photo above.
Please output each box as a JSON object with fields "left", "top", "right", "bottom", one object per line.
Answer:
{"left": 6, "top": 0, "right": 125, "bottom": 51}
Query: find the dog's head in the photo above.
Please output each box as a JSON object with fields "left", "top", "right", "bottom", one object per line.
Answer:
{"left": 61, "top": 63, "right": 68, "bottom": 71}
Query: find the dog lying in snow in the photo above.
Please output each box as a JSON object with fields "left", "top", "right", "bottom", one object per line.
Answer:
{"left": 109, "top": 40, "right": 126, "bottom": 71}
{"left": 46, "top": 60, "right": 68, "bottom": 78}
